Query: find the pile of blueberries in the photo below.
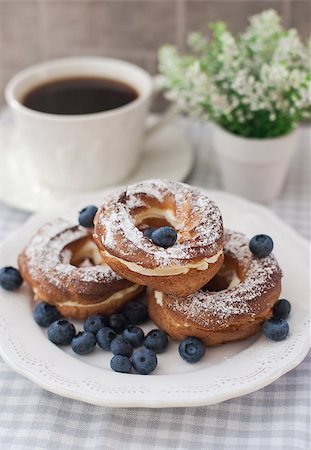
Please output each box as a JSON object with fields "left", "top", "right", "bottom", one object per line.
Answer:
{"left": 32, "top": 300, "right": 206, "bottom": 374}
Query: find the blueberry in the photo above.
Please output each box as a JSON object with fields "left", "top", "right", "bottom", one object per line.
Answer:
{"left": 96, "top": 327, "right": 117, "bottom": 350}
{"left": 47, "top": 320, "right": 76, "bottom": 345}
{"left": 110, "top": 355, "right": 132, "bottom": 373}
{"left": 84, "top": 315, "right": 108, "bottom": 334}
{"left": 143, "top": 227, "right": 156, "bottom": 239}
{"left": 33, "top": 302, "right": 61, "bottom": 327}
{"left": 132, "top": 348, "right": 157, "bottom": 375}
{"left": 178, "top": 337, "right": 205, "bottom": 363}
{"left": 109, "top": 313, "right": 127, "bottom": 334}
{"left": 273, "top": 299, "right": 291, "bottom": 320}
{"left": 78, "top": 205, "right": 98, "bottom": 228}
{"left": 249, "top": 234, "right": 274, "bottom": 258}
{"left": 262, "top": 318, "right": 289, "bottom": 341}
{"left": 123, "top": 326, "right": 144, "bottom": 348}
{"left": 0, "top": 266, "right": 23, "bottom": 291}
{"left": 151, "top": 226, "right": 177, "bottom": 248}
{"left": 110, "top": 336, "right": 133, "bottom": 357}
{"left": 122, "top": 301, "right": 148, "bottom": 325}
{"left": 144, "top": 329, "right": 168, "bottom": 353}
{"left": 71, "top": 331, "right": 96, "bottom": 355}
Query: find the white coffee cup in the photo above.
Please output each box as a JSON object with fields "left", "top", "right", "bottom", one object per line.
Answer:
{"left": 5, "top": 57, "right": 172, "bottom": 191}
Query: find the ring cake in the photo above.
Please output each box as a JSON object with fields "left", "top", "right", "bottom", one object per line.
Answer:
{"left": 148, "top": 229, "right": 282, "bottom": 345}
{"left": 94, "top": 179, "right": 224, "bottom": 296}
{"left": 18, "top": 219, "right": 143, "bottom": 319}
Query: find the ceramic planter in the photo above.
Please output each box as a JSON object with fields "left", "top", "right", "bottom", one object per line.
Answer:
{"left": 212, "top": 124, "right": 299, "bottom": 203}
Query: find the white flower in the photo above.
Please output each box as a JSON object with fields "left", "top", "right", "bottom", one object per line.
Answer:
{"left": 159, "top": 9, "right": 311, "bottom": 136}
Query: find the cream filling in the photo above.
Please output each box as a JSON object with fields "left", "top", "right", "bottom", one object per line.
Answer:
{"left": 58, "top": 284, "right": 140, "bottom": 307}
{"left": 105, "top": 249, "right": 223, "bottom": 276}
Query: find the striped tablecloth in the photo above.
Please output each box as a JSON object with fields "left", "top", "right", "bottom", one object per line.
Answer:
{"left": 0, "top": 119, "right": 310, "bottom": 449}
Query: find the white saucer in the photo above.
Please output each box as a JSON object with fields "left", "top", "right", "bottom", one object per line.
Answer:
{"left": 0, "top": 189, "right": 309, "bottom": 408}
{"left": 0, "top": 117, "right": 193, "bottom": 212}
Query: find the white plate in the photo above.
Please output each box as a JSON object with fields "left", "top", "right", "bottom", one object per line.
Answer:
{"left": 0, "top": 189, "right": 309, "bottom": 408}
{"left": 0, "top": 118, "right": 193, "bottom": 212}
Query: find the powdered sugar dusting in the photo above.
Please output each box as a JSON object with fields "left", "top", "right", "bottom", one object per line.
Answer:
{"left": 23, "top": 218, "right": 122, "bottom": 289}
{"left": 97, "top": 179, "right": 224, "bottom": 267}
{"left": 168, "top": 230, "right": 282, "bottom": 327}
{"left": 223, "top": 229, "right": 250, "bottom": 266}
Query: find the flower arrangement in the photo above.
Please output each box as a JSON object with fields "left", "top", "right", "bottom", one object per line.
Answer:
{"left": 159, "top": 10, "right": 311, "bottom": 138}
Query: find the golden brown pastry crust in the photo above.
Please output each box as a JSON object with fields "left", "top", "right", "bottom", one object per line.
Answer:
{"left": 18, "top": 219, "right": 143, "bottom": 319}
{"left": 94, "top": 179, "right": 224, "bottom": 296}
{"left": 148, "top": 230, "right": 282, "bottom": 346}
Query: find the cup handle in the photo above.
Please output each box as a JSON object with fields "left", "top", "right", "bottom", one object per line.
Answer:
{"left": 144, "top": 75, "right": 177, "bottom": 139}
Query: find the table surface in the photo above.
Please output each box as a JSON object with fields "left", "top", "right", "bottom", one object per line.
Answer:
{"left": 0, "top": 119, "right": 310, "bottom": 450}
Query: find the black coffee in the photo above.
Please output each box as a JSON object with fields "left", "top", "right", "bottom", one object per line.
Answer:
{"left": 22, "top": 77, "right": 138, "bottom": 115}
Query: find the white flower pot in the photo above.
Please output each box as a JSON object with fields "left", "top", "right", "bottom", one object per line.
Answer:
{"left": 212, "top": 124, "right": 299, "bottom": 203}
